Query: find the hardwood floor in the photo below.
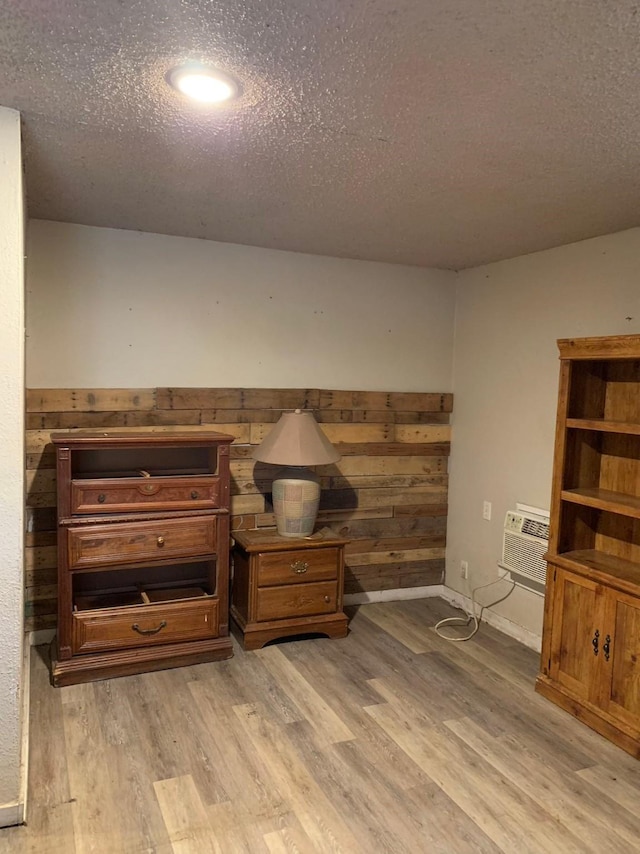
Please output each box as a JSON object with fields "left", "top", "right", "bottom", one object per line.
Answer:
{"left": 3, "top": 598, "right": 640, "bottom": 853}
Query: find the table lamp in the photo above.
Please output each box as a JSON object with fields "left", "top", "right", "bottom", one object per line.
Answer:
{"left": 253, "top": 409, "right": 340, "bottom": 537}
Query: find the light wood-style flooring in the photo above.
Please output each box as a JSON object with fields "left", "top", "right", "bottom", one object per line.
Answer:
{"left": 3, "top": 598, "right": 640, "bottom": 853}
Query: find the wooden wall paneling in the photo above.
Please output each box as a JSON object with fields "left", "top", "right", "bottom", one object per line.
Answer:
{"left": 209, "top": 408, "right": 452, "bottom": 425}
{"left": 328, "top": 455, "right": 448, "bottom": 475}
{"left": 317, "top": 390, "right": 453, "bottom": 412}
{"left": 26, "top": 468, "right": 56, "bottom": 493}
{"left": 25, "top": 544, "right": 57, "bottom": 571}
{"left": 26, "top": 507, "right": 57, "bottom": 532}
{"left": 156, "top": 388, "right": 321, "bottom": 411}
{"left": 250, "top": 422, "right": 396, "bottom": 445}
{"left": 26, "top": 410, "right": 203, "bottom": 429}
{"left": 331, "top": 513, "right": 447, "bottom": 538}
{"left": 344, "top": 560, "right": 445, "bottom": 593}
{"left": 394, "top": 425, "right": 452, "bottom": 443}
{"left": 26, "top": 389, "right": 157, "bottom": 413}
{"left": 346, "top": 547, "right": 446, "bottom": 566}
{"left": 23, "top": 387, "right": 452, "bottom": 630}
{"left": 26, "top": 452, "right": 56, "bottom": 470}
{"left": 329, "top": 442, "right": 451, "bottom": 457}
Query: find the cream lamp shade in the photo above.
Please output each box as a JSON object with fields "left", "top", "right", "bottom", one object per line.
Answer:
{"left": 253, "top": 409, "right": 340, "bottom": 537}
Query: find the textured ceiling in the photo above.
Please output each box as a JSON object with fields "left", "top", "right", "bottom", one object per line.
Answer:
{"left": 1, "top": 0, "right": 639, "bottom": 269}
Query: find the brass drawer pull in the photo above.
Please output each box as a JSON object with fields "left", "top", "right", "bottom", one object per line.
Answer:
{"left": 603, "top": 635, "right": 611, "bottom": 661}
{"left": 191, "top": 490, "right": 199, "bottom": 499}
{"left": 157, "top": 536, "right": 165, "bottom": 547}
{"left": 291, "top": 560, "right": 309, "bottom": 574}
{"left": 132, "top": 620, "right": 167, "bottom": 636}
{"left": 97, "top": 493, "right": 106, "bottom": 503}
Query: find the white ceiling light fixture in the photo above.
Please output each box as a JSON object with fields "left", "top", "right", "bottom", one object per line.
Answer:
{"left": 167, "top": 64, "right": 240, "bottom": 104}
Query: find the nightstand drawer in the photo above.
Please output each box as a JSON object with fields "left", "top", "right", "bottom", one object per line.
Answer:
{"left": 71, "top": 476, "right": 221, "bottom": 514}
{"left": 256, "top": 581, "right": 338, "bottom": 621}
{"left": 257, "top": 547, "right": 339, "bottom": 587}
{"left": 67, "top": 516, "right": 217, "bottom": 569}
{"left": 72, "top": 598, "right": 219, "bottom": 653}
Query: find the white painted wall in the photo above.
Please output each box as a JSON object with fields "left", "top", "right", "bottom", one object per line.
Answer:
{"left": 0, "top": 106, "right": 25, "bottom": 822}
{"left": 25, "top": 218, "right": 640, "bottom": 646}
{"left": 26, "top": 221, "right": 456, "bottom": 390}
{"left": 447, "top": 228, "right": 640, "bottom": 639}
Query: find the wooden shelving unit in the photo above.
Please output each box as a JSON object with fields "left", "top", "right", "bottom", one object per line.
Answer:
{"left": 536, "top": 334, "right": 640, "bottom": 758}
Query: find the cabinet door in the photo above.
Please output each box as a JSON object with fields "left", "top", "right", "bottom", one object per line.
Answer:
{"left": 599, "top": 590, "right": 640, "bottom": 734}
{"left": 549, "top": 569, "right": 606, "bottom": 702}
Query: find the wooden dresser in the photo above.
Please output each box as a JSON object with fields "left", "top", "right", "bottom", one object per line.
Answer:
{"left": 231, "top": 529, "right": 349, "bottom": 650}
{"left": 50, "top": 430, "right": 234, "bottom": 686}
{"left": 536, "top": 335, "right": 640, "bottom": 757}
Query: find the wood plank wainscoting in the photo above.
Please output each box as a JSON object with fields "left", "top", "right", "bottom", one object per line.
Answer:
{"left": 25, "top": 388, "right": 452, "bottom": 632}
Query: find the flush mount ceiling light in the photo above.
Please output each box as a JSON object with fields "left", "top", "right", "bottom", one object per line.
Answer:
{"left": 166, "top": 64, "right": 240, "bottom": 104}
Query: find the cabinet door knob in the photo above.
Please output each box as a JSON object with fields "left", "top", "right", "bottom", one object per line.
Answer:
{"left": 132, "top": 620, "right": 167, "bottom": 636}
{"left": 157, "top": 536, "right": 165, "bottom": 547}
{"left": 97, "top": 493, "right": 106, "bottom": 503}
{"left": 324, "top": 595, "right": 331, "bottom": 603}
{"left": 291, "top": 560, "right": 309, "bottom": 574}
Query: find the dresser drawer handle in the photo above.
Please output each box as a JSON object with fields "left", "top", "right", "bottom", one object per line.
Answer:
{"left": 191, "top": 490, "right": 199, "bottom": 499}
{"left": 324, "top": 595, "right": 331, "bottom": 603}
{"left": 97, "top": 493, "right": 106, "bottom": 503}
{"left": 131, "top": 620, "right": 167, "bottom": 636}
{"left": 291, "top": 560, "right": 309, "bottom": 574}
{"left": 157, "top": 536, "right": 165, "bottom": 547}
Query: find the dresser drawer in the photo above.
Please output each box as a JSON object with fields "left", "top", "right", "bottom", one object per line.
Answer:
{"left": 256, "top": 581, "right": 338, "bottom": 621}
{"left": 67, "top": 516, "right": 217, "bottom": 569}
{"left": 257, "top": 547, "right": 339, "bottom": 587}
{"left": 72, "top": 597, "right": 219, "bottom": 653}
{"left": 71, "top": 476, "right": 221, "bottom": 514}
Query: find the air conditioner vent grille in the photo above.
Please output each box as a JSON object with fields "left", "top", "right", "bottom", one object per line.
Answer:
{"left": 502, "top": 532, "right": 547, "bottom": 585}
{"left": 521, "top": 518, "right": 550, "bottom": 540}
{"left": 502, "top": 510, "right": 550, "bottom": 590}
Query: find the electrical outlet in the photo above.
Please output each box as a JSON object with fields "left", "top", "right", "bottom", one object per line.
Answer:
{"left": 483, "top": 500, "right": 492, "bottom": 521}
{"left": 460, "top": 560, "right": 469, "bottom": 579}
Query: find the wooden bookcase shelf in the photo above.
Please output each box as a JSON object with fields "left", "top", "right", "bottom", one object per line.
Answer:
{"left": 566, "top": 418, "right": 640, "bottom": 435}
{"left": 536, "top": 335, "right": 640, "bottom": 758}
{"left": 560, "top": 488, "right": 640, "bottom": 518}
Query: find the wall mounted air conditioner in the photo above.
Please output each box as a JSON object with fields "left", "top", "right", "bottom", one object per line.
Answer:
{"left": 501, "top": 506, "right": 550, "bottom": 595}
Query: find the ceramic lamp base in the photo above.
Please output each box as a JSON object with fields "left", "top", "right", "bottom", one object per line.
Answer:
{"left": 272, "top": 469, "right": 320, "bottom": 537}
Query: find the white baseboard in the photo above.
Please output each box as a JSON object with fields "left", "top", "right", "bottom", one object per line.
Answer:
{"left": 0, "top": 642, "right": 30, "bottom": 828}
{"left": 344, "top": 585, "right": 446, "bottom": 605}
{"left": 28, "top": 628, "right": 55, "bottom": 646}
{"left": 18, "top": 638, "right": 30, "bottom": 825}
{"left": 0, "top": 801, "right": 23, "bottom": 828}
{"left": 345, "top": 584, "right": 542, "bottom": 652}
{"left": 438, "top": 586, "right": 542, "bottom": 652}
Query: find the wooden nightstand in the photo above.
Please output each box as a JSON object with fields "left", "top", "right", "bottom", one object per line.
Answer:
{"left": 231, "top": 529, "right": 349, "bottom": 650}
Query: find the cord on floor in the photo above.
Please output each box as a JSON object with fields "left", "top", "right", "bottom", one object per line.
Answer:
{"left": 434, "top": 567, "right": 514, "bottom": 642}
